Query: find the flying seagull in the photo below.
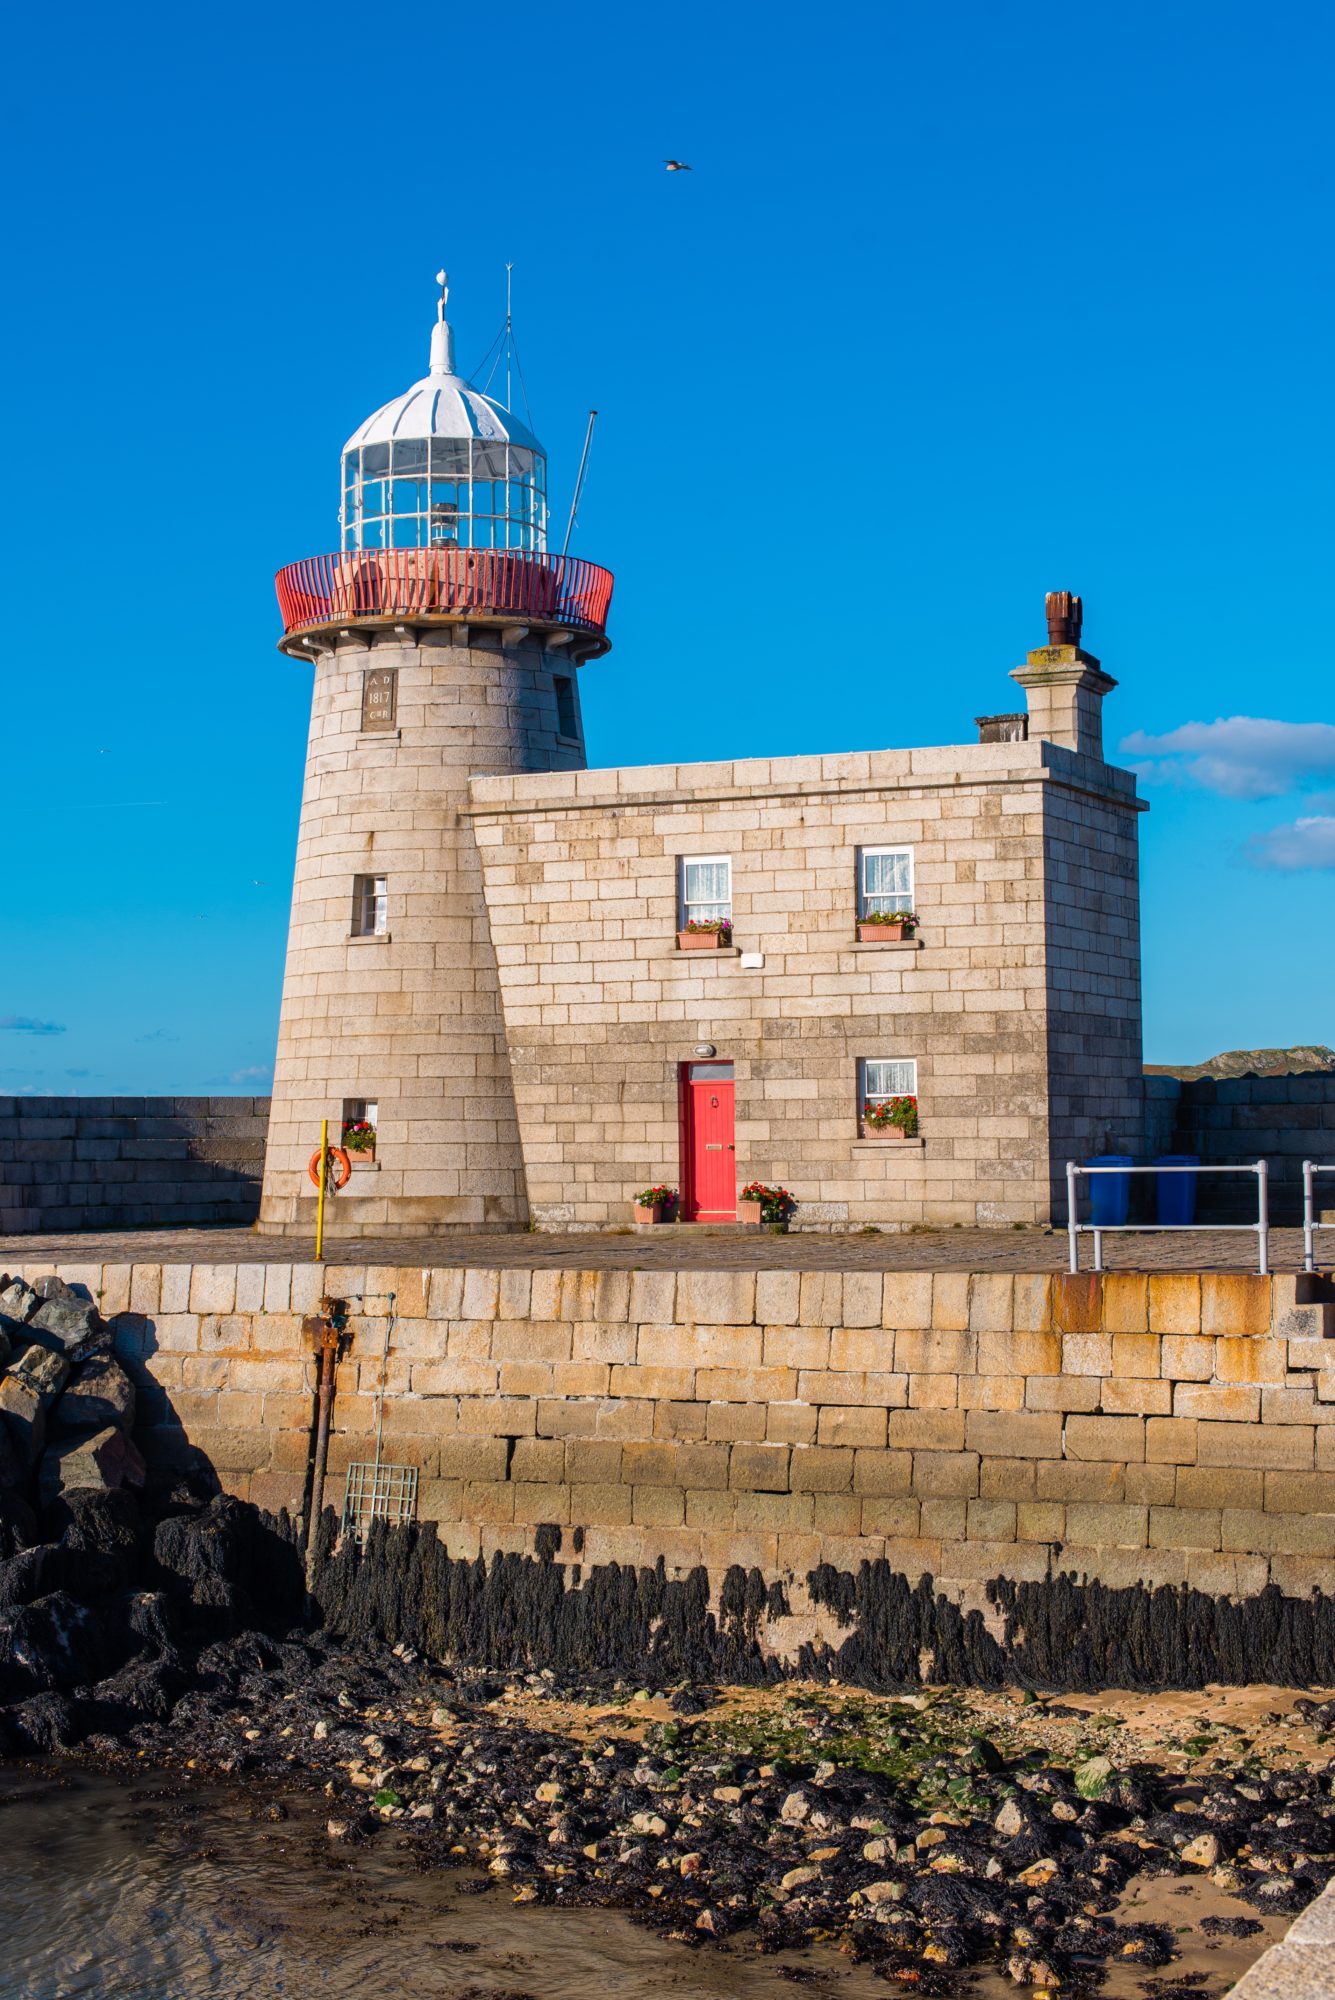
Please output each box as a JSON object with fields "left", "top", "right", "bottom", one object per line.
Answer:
{"left": 664, "top": 159, "right": 692, "bottom": 172}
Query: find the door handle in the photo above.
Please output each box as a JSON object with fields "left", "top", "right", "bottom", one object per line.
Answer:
{"left": 727, "top": 1144, "right": 735, "bottom": 1150}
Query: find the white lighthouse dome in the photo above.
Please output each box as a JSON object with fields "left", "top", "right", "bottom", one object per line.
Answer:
{"left": 339, "top": 276, "right": 548, "bottom": 555}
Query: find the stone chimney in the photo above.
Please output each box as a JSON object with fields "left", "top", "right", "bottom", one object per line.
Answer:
{"left": 1009, "top": 591, "right": 1116, "bottom": 760}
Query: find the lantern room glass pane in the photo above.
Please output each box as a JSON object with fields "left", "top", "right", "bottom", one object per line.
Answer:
{"left": 430, "top": 439, "right": 470, "bottom": 474}
{"left": 392, "top": 439, "right": 428, "bottom": 474}
{"left": 363, "top": 443, "right": 390, "bottom": 477}
{"left": 361, "top": 480, "right": 385, "bottom": 517}
{"left": 392, "top": 515, "right": 419, "bottom": 548}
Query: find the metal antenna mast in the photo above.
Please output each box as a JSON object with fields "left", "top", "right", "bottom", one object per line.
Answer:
{"left": 505, "top": 262, "right": 513, "bottom": 410}
{"left": 561, "top": 410, "right": 598, "bottom": 560}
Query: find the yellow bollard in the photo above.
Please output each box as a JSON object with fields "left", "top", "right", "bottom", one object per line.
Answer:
{"left": 315, "top": 1116, "right": 329, "bottom": 1261}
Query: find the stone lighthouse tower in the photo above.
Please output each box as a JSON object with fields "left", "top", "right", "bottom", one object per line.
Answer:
{"left": 258, "top": 275, "right": 613, "bottom": 1236}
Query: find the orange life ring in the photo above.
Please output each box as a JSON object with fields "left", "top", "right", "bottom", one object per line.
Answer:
{"left": 308, "top": 1145, "right": 352, "bottom": 1191}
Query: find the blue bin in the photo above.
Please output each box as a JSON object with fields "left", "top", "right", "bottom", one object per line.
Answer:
{"left": 1155, "top": 1154, "right": 1199, "bottom": 1227}
{"left": 1087, "top": 1154, "right": 1133, "bottom": 1228}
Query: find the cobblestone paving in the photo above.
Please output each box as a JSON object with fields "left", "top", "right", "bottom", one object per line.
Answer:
{"left": 0, "top": 1223, "right": 1304, "bottom": 1272}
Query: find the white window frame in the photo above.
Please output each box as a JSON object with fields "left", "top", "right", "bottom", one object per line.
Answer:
{"left": 679, "top": 854, "right": 733, "bottom": 927}
{"left": 352, "top": 873, "right": 388, "bottom": 937}
{"left": 858, "top": 845, "right": 914, "bottom": 919}
{"left": 860, "top": 1057, "right": 918, "bottom": 1107}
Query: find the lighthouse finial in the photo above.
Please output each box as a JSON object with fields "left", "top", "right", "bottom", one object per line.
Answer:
{"left": 430, "top": 270, "right": 455, "bottom": 375}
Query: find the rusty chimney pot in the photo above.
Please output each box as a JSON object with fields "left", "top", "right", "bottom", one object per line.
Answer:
{"left": 1045, "top": 591, "right": 1083, "bottom": 648}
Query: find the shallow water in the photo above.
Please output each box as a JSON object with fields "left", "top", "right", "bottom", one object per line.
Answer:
{"left": 0, "top": 1764, "right": 901, "bottom": 2000}
{"left": 0, "top": 1764, "right": 1283, "bottom": 2000}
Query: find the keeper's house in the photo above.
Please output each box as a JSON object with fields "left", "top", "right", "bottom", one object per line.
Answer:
{"left": 258, "top": 280, "right": 1143, "bottom": 1236}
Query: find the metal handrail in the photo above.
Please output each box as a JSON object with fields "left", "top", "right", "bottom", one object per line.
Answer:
{"left": 275, "top": 547, "right": 614, "bottom": 640}
{"left": 1302, "top": 1161, "right": 1335, "bottom": 1273}
{"left": 1065, "top": 1159, "right": 1269, "bottom": 1274}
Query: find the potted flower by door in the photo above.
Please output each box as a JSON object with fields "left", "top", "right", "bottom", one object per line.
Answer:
{"left": 342, "top": 1118, "right": 377, "bottom": 1160}
{"left": 677, "top": 918, "right": 733, "bottom": 950}
{"left": 857, "top": 908, "right": 917, "bottom": 944}
{"left": 862, "top": 1095, "right": 919, "bottom": 1140}
{"left": 632, "top": 1184, "right": 676, "bottom": 1224}
{"left": 739, "top": 1181, "right": 794, "bottom": 1229}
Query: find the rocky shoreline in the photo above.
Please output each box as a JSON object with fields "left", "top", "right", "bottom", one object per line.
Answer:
{"left": 4, "top": 1275, "right": 1335, "bottom": 1993}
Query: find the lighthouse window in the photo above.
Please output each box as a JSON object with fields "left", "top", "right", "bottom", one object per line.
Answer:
{"left": 554, "top": 676, "right": 577, "bottom": 738}
{"left": 680, "top": 856, "right": 732, "bottom": 927}
{"left": 859, "top": 846, "right": 914, "bottom": 918}
{"left": 362, "top": 443, "right": 390, "bottom": 478}
{"left": 391, "top": 439, "right": 428, "bottom": 474}
{"left": 352, "top": 874, "right": 389, "bottom": 938}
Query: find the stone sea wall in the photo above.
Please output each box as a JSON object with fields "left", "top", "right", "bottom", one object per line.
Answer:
{"left": 0, "top": 1097, "right": 270, "bottom": 1235}
{"left": 10, "top": 1259, "right": 1334, "bottom": 1608}
{"left": 1145, "top": 1072, "right": 1335, "bottom": 1224}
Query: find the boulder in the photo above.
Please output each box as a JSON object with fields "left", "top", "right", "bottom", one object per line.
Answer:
{"left": 28, "top": 1283, "right": 105, "bottom": 1358}
{"left": 6, "top": 1344, "right": 71, "bottom": 1404}
{"left": 152, "top": 1495, "right": 305, "bottom": 1632}
{"left": 0, "top": 1416, "right": 25, "bottom": 1491}
{"left": 54, "top": 1356, "right": 136, "bottom": 1434}
{"left": 0, "top": 1279, "right": 39, "bottom": 1334}
{"left": 0, "top": 1589, "right": 117, "bottom": 1695}
{"left": 41, "top": 1488, "right": 143, "bottom": 1597}
{"left": 0, "top": 1379, "right": 47, "bottom": 1472}
{"left": 0, "top": 1489, "right": 37, "bottom": 1559}
{"left": 39, "top": 1427, "right": 146, "bottom": 1506}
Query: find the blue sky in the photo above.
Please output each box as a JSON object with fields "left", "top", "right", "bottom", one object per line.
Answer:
{"left": 3, "top": 0, "right": 1332, "bottom": 1094}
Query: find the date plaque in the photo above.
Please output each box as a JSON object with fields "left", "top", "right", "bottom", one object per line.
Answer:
{"left": 361, "top": 668, "right": 398, "bottom": 732}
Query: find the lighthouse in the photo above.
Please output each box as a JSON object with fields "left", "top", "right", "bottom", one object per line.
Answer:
{"left": 258, "top": 275, "right": 613, "bottom": 1236}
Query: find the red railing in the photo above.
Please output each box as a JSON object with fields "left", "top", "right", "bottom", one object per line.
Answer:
{"left": 275, "top": 548, "right": 614, "bottom": 640}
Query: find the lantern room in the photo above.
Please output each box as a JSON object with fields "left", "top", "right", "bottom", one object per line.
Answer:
{"left": 339, "top": 276, "right": 547, "bottom": 555}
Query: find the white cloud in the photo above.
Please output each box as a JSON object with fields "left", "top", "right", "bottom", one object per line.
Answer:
{"left": 1121, "top": 717, "right": 1335, "bottom": 800}
{"left": 1247, "top": 815, "right": 1335, "bottom": 872}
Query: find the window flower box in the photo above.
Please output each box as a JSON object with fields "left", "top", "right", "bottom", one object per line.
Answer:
{"left": 677, "top": 920, "right": 733, "bottom": 950}
{"left": 857, "top": 910, "right": 917, "bottom": 943}
{"left": 342, "top": 1118, "right": 377, "bottom": 1160}
{"left": 861, "top": 1094, "right": 919, "bottom": 1140}
{"left": 632, "top": 1185, "right": 676, "bottom": 1224}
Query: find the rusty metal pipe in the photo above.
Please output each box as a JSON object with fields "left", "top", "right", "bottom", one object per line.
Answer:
{"left": 303, "top": 1297, "right": 346, "bottom": 1582}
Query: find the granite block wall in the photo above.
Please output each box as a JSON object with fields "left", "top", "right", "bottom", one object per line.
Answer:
{"left": 0, "top": 1098, "right": 269, "bottom": 1234}
{"left": 1145, "top": 1074, "right": 1335, "bottom": 1224}
{"left": 11, "top": 1259, "right": 1332, "bottom": 1609}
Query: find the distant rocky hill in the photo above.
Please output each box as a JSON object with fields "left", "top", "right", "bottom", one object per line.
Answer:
{"left": 1146, "top": 1045, "right": 1335, "bottom": 1082}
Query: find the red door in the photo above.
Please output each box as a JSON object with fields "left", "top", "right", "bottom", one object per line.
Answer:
{"left": 682, "top": 1062, "right": 736, "bottom": 1219}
